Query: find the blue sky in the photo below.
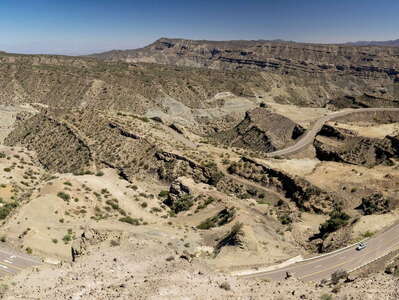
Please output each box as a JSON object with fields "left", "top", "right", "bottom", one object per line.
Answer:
{"left": 0, "top": 0, "right": 398, "bottom": 55}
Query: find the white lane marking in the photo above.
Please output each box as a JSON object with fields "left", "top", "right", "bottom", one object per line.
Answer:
{"left": 4, "top": 260, "right": 12, "bottom": 264}
{"left": 0, "top": 265, "right": 13, "bottom": 274}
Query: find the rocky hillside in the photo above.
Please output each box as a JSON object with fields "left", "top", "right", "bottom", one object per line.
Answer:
{"left": 214, "top": 107, "right": 304, "bottom": 153}
{"left": 1, "top": 42, "right": 399, "bottom": 111}
{"left": 314, "top": 124, "right": 399, "bottom": 167}
{"left": 92, "top": 38, "right": 399, "bottom": 107}
{"left": 4, "top": 109, "right": 223, "bottom": 186}
{"left": 0, "top": 52, "right": 268, "bottom": 112}
{"left": 92, "top": 38, "right": 399, "bottom": 75}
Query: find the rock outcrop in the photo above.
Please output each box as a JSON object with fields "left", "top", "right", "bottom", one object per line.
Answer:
{"left": 227, "top": 157, "right": 338, "bottom": 214}
{"left": 360, "top": 193, "right": 396, "bottom": 215}
{"left": 214, "top": 108, "right": 304, "bottom": 153}
{"left": 314, "top": 125, "right": 399, "bottom": 167}
{"left": 163, "top": 180, "right": 194, "bottom": 213}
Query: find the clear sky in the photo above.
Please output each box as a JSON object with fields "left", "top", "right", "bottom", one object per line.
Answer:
{"left": 0, "top": 0, "right": 398, "bottom": 55}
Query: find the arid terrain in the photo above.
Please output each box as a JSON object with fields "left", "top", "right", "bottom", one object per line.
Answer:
{"left": 0, "top": 39, "right": 398, "bottom": 299}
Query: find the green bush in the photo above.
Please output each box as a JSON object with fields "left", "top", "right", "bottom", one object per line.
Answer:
{"left": 319, "top": 209, "right": 350, "bottom": 238}
{"left": 119, "top": 216, "right": 140, "bottom": 225}
{"left": 197, "top": 208, "right": 235, "bottom": 230}
{"left": 0, "top": 202, "right": 18, "bottom": 220}
{"left": 62, "top": 234, "right": 72, "bottom": 243}
{"left": 57, "top": 192, "right": 70, "bottom": 202}
{"left": 158, "top": 190, "right": 169, "bottom": 198}
{"left": 278, "top": 214, "right": 292, "bottom": 225}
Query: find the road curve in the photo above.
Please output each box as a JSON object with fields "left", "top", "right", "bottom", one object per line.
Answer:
{"left": 239, "top": 222, "right": 399, "bottom": 281}
{"left": 266, "top": 107, "right": 399, "bottom": 157}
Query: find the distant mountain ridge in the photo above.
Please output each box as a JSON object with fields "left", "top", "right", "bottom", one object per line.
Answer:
{"left": 90, "top": 37, "right": 399, "bottom": 61}
{"left": 344, "top": 39, "right": 399, "bottom": 47}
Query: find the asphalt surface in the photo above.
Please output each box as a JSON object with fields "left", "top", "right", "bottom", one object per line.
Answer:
{"left": 266, "top": 107, "right": 399, "bottom": 157}
{"left": 0, "top": 247, "right": 41, "bottom": 276}
{"left": 241, "top": 108, "right": 399, "bottom": 281}
{"left": 240, "top": 222, "right": 399, "bottom": 281}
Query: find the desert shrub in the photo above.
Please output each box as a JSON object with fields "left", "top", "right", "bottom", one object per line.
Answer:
{"left": 119, "top": 216, "right": 140, "bottom": 225}
{"left": 319, "top": 208, "right": 350, "bottom": 238}
{"left": 0, "top": 202, "right": 18, "bottom": 220}
{"left": 360, "top": 193, "right": 391, "bottom": 215}
{"left": 361, "top": 231, "right": 374, "bottom": 238}
{"left": 278, "top": 214, "right": 292, "bottom": 225}
{"left": 158, "top": 190, "right": 169, "bottom": 198}
{"left": 150, "top": 207, "right": 162, "bottom": 213}
{"left": 110, "top": 240, "right": 120, "bottom": 247}
{"left": 219, "top": 282, "right": 231, "bottom": 291}
{"left": 57, "top": 192, "right": 71, "bottom": 202}
{"left": 197, "top": 208, "right": 235, "bottom": 230}
{"left": 106, "top": 199, "right": 119, "bottom": 210}
{"left": 171, "top": 194, "right": 194, "bottom": 213}
{"left": 197, "top": 197, "right": 215, "bottom": 210}
{"left": 208, "top": 170, "right": 225, "bottom": 186}
{"left": 62, "top": 234, "right": 72, "bottom": 244}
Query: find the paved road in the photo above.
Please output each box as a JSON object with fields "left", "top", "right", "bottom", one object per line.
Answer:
{"left": 240, "top": 222, "right": 399, "bottom": 281}
{"left": 266, "top": 107, "right": 399, "bottom": 157}
{"left": 0, "top": 247, "right": 41, "bottom": 276}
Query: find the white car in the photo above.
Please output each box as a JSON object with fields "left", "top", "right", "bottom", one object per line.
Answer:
{"left": 356, "top": 242, "right": 367, "bottom": 251}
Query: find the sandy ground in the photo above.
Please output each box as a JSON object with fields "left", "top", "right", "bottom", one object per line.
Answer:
{"left": 331, "top": 121, "right": 399, "bottom": 138}
{"left": 266, "top": 103, "right": 331, "bottom": 128}
{"left": 256, "top": 158, "right": 320, "bottom": 177}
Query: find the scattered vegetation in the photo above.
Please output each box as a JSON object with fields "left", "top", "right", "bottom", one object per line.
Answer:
{"left": 0, "top": 202, "right": 18, "bottom": 220}
{"left": 119, "top": 216, "right": 141, "bottom": 225}
{"left": 319, "top": 208, "right": 350, "bottom": 238}
{"left": 57, "top": 192, "right": 71, "bottom": 202}
{"left": 197, "top": 208, "right": 235, "bottom": 230}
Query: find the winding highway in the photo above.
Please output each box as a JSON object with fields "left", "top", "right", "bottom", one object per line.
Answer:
{"left": 238, "top": 222, "right": 399, "bottom": 281}
{"left": 266, "top": 107, "right": 399, "bottom": 157}
{"left": 237, "top": 107, "right": 399, "bottom": 281}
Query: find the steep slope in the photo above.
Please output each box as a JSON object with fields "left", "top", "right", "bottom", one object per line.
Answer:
{"left": 214, "top": 107, "right": 304, "bottom": 153}
{"left": 92, "top": 38, "right": 399, "bottom": 75}
{"left": 314, "top": 124, "right": 399, "bottom": 167}
{"left": 92, "top": 38, "right": 399, "bottom": 107}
